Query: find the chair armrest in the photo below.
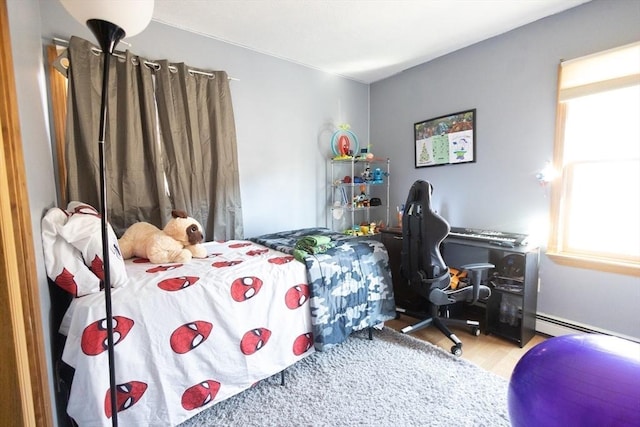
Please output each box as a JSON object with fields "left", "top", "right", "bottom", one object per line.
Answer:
{"left": 460, "top": 263, "right": 494, "bottom": 303}
{"left": 460, "top": 262, "right": 494, "bottom": 271}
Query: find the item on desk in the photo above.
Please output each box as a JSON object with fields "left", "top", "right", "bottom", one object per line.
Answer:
{"left": 491, "top": 279, "right": 524, "bottom": 294}
{"left": 491, "top": 241, "right": 515, "bottom": 248}
{"left": 448, "top": 226, "right": 529, "bottom": 246}
{"left": 396, "top": 205, "right": 404, "bottom": 228}
{"left": 499, "top": 294, "right": 520, "bottom": 327}
{"left": 496, "top": 254, "right": 525, "bottom": 279}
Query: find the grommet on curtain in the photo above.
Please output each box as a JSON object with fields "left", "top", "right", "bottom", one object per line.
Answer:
{"left": 143, "top": 61, "right": 160, "bottom": 71}
{"left": 52, "top": 49, "right": 70, "bottom": 75}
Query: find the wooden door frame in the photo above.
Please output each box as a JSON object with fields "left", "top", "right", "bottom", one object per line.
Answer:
{"left": 0, "top": 0, "right": 54, "bottom": 425}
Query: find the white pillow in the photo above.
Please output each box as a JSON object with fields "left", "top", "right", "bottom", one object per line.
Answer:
{"left": 41, "top": 207, "right": 101, "bottom": 297}
{"left": 60, "top": 201, "right": 128, "bottom": 289}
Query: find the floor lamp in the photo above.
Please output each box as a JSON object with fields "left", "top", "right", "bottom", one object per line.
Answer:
{"left": 58, "top": 1, "right": 154, "bottom": 425}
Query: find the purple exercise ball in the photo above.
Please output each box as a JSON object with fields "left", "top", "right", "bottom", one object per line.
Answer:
{"left": 508, "top": 334, "right": 640, "bottom": 427}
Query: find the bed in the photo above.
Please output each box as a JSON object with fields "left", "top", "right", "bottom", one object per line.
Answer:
{"left": 250, "top": 227, "right": 397, "bottom": 351}
{"left": 43, "top": 206, "right": 315, "bottom": 427}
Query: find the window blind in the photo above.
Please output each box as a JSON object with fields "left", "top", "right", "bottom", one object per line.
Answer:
{"left": 559, "top": 41, "right": 640, "bottom": 101}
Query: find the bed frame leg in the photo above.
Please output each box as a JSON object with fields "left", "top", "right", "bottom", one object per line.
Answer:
{"left": 280, "top": 371, "right": 285, "bottom": 386}
{"left": 369, "top": 327, "right": 373, "bottom": 340}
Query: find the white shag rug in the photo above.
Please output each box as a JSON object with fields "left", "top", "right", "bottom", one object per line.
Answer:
{"left": 179, "top": 327, "right": 510, "bottom": 427}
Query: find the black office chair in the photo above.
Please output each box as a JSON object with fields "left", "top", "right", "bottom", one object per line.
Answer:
{"left": 398, "top": 180, "right": 492, "bottom": 356}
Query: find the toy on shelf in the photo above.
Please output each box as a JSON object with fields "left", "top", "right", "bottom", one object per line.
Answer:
{"left": 331, "top": 124, "right": 359, "bottom": 159}
{"left": 372, "top": 167, "right": 387, "bottom": 184}
{"left": 351, "top": 184, "right": 369, "bottom": 208}
{"left": 359, "top": 145, "right": 375, "bottom": 161}
{"left": 362, "top": 165, "right": 372, "bottom": 182}
{"left": 342, "top": 220, "right": 386, "bottom": 237}
{"left": 329, "top": 155, "right": 390, "bottom": 238}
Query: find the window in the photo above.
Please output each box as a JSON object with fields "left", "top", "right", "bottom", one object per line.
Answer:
{"left": 548, "top": 42, "right": 640, "bottom": 276}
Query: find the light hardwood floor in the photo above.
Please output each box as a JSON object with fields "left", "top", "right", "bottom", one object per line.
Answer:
{"left": 386, "top": 314, "right": 547, "bottom": 380}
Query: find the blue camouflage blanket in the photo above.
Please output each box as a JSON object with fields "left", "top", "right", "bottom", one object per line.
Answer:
{"left": 250, "top": 227, "right": 396, "bottom": 351}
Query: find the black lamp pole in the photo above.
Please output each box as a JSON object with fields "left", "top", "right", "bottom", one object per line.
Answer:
{"left": 85, "top": 18, "right": 125, "bottom": 427}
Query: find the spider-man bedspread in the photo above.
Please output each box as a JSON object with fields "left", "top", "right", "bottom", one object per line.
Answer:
{"left": 59, "top": 240, "right": 314, "bottom": 427}
{"left": 250, "top": 227, "right": 396, "bottom": 351}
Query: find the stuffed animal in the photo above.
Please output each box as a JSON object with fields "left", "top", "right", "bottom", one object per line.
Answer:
{"left": 449, "top": 267, "right": 468, "bottom": 290}
{"left": 118, "top": 210, "right": 207, "bottom": 264}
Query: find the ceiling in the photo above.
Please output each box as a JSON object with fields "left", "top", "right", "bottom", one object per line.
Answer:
{"left": 152, "top": 0, "right": 591, "bottom": 84}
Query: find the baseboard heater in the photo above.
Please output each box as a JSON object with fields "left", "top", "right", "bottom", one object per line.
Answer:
{"left": 536, "top": 313, "right": 639, "bottom": 344}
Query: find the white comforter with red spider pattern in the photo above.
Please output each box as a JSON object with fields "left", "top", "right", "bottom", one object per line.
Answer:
{"left": 60, "top": 240, "right": 314, "bottom": 427}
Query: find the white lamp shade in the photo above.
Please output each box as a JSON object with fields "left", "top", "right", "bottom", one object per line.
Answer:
{"left": 60, "top": 0, "right": 154, "bottom": 37}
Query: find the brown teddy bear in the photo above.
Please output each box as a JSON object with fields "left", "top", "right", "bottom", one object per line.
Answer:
{"left": 118, "top": 210, "right": 207, "bottom": 263}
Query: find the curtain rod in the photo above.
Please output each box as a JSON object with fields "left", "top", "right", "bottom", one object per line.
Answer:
{"left": 52, "top": 38, "right": 239, "bottom": 81}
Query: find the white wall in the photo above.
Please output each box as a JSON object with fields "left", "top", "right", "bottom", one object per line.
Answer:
{"left": 370, "top": 0, "right": 640, "bottom": 341}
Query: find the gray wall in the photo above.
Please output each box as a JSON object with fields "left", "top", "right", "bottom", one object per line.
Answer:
{"left": 37, "top": 0, "right": 370, "bottom": 239}
{"left": 6, "top": 0, "right": 639, "bottom": 423}
{"left": 7, "top": 0, "right": 59, "bottom": 417}
{"left": 370, "top": 0, "right": 640, "bottom": 340}
{"left": 9, "top": 0, "right": 368, "bottom": 423}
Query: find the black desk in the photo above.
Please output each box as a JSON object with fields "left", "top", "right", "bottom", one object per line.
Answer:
{"left": 381, "top": 228, "right": 539, "bottom": 347}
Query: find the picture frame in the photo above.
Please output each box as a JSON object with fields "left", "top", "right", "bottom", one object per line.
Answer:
{"left": 414, "top": 109, "right": 476, "bottom": 168}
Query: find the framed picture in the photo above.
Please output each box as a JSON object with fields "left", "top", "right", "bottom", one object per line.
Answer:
{"left": 414, "top": 109, "right": 476, "bottom": 168}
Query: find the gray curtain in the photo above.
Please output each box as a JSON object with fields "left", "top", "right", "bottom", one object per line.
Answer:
{"left": 154, "top": 62, "right": 242, "bottom": 241}
{"left": 64, "top": 37, "right": 242, "bottom": 239}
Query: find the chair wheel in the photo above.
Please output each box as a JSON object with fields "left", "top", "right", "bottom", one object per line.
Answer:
{"left": 471, "top": 327, "right": 480, "bottom": 336}
{"left": 451, "top": 345, "right": 462, "bottom": 357}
